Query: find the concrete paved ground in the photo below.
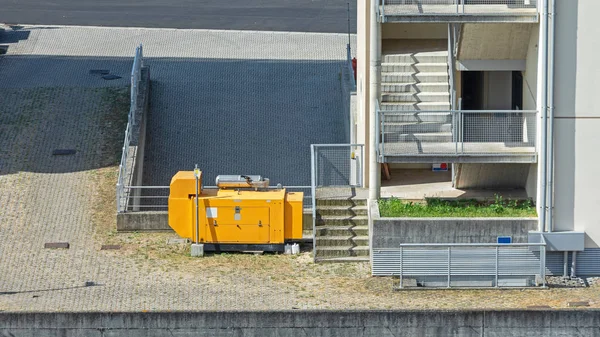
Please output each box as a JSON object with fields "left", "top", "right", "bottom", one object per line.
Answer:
{"left": 381, "top": 169, "right": 528, "bottom": 200}
{"left": 5, "top": 24, "right": 593, "bottom": 314}
{"left": 0, "top": 0, "right": 357, "bottom": 33}
{"left": 0, "top": 25, "right": 366, "bottom": 312}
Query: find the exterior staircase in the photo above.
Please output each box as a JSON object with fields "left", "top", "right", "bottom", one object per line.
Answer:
{"left": 314, "top": 198, "right": 369, "bottom": 263}
{"left": 380, "top": 50, "right": 452, "bottom": 147}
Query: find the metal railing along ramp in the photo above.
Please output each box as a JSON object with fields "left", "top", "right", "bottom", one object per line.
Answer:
{"left": 379, "top": 0, "right": 539, "bottom": 20}
{"left": 116, "top": 44, "right": 144, "bottom": 213}
{"left": 373, "top": 241, "right": 547, "bottom": 288}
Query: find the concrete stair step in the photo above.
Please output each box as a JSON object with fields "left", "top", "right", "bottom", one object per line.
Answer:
{"left": 316, "top": 205, "right": 368, "bottom": 217}
{"left": 382, "top": 72, "right": 449, "bottom": 83}
{"left": 381, "top": 62, "right": 449, "bottom": 73}
{"left": 380, "top": 102, "right": 451, "bottom": 112}
{"left": 315, "top": 235, "right": 369, "bottom": 247}
{"left": 315, "top": 198, "right": 367, "bottom": 207}
{"left": 315, "top": 225, "right": 369, "bottom": 237}
{"left": 315, "top": 246, "right": 370, "bottom": 257}
{"left": 381, "top": 92, "right": 450, "bottom": 103}
{"left": 383, "top": 132, "right": 453, "bottom": 143}
{"left": 382, "top": 122, "right": 452, "bottom": 133}
{"left": 316, "top": 215, "right": 369, "bottom": 226}
{"left": 381, "top": 111, "right": 452, "bottom": 123}
{"left": 316, "top": 257, "right": 370, "bottom": 263}
{"left": 383, "top": 54, "right": 448, "bottom": 63}
{"left": 381, "top": 82, "right": 450, "bottom": 93}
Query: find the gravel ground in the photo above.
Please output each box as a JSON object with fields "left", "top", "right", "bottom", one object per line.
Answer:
{"left": 2, "top": 25, "right": 600, "bottom": 312}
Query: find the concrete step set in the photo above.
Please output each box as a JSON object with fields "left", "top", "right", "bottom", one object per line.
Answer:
{"left": 314, "top": 199, "right": 369, "bottom": 263}
{"left": 380, "top": 50, "right": 452, "bottom": 150}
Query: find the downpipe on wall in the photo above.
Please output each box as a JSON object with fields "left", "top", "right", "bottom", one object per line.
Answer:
{"left": 369, "top": 0, "right": 381, "bottom": 201}
{"left": 538, "top": 0, "right": 549, "bottom": 232}
{"left": 546, "top": 0, "right": 556, "bottom": 233}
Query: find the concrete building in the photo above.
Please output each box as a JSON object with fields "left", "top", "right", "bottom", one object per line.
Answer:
{"left": 355, "top": 0, "right": 600, "bottom": 276}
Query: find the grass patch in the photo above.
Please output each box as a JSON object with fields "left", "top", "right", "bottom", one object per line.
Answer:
{"left": 379, "top": 195, "right": 537, "bottom": 218}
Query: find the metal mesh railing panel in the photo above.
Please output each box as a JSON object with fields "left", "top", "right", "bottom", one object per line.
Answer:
{"left": 312, "top": 145, "right": 364, "bottom": 188}
{"left": 379, "top": 110, "right": 537, "bottom": 157}
{"left": 381, "top": 0, "right": 537, "bottom": 16}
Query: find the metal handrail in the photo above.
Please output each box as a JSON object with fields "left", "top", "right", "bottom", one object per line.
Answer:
{"left": 116, "top": 44, "right": 144, "bottom": 213}
{"left": 379, "top": 0, "right": 538, "bottom": 17}
{"left": 119, "top": 185, "right": 312, "bottom": 213}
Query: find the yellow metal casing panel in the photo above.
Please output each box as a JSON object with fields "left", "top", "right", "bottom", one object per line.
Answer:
{"left": 169, "top": 172, "right": 304, "bottom": 245}
{"left": 199, "top": 189, "right": 285, "bottom": 244}
{"left": 204, "top": 206, "right": 270, "bottom": 243}
{"left": 168, "top": 171, "right": 202, "bottom": 239}
{"left": 284, "top": 192, "right": 304, "bottom": 240}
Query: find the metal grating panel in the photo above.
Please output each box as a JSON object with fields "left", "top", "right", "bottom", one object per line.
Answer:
{"left": 372, "top": 249, "right": 401, "bottom": 276}
{"left": 545, "top": 251, "right": 565, "bottom": 276}
{"left": 372, "top": 244, "right": 544, "bottom": 288}
{"left": 577, "top": 249, "right": 600, "bottom": 276}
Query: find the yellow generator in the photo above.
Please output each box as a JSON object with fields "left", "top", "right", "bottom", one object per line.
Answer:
{"left": 168, "top": 170, "right": 303, "bottom": 252}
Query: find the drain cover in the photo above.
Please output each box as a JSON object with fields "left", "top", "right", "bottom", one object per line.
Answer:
{"left": 52, "top": 149, "right": 76, "bottom": 156}
{"left": 102, "top": 74, "right": 122, "bottom": 80}
{"left": 100, "top": 245, "right": 121, "bottom": 250}
{"left": 89, "top": 69, "right": 109, "bottom": 75}
{"left": 44, "top": 242, "right": 69, "bottom": 249}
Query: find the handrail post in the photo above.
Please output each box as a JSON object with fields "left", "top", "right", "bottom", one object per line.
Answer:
{"left": 381, "top": 109, "right": 385, "bottom": 160}
{"left": 447, "top": 246, "right": 451, "bottom": 288}
{"left": 495, "top": 246, "right": 499, "bottom": 287}
{"left": 116, "top": 182, "right": 121, "bottom": 213}
{"left": 311, "top": 145, "right": 317, "bottom": 262}
{"left": 399, "top": 246, "right": 403, "bottom": 289}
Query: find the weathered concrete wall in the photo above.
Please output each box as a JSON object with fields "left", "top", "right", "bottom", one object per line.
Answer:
{"left": 116, "top": 211, "right": 169, "bottom": 231}
{"left": 117, "top": 210, "right": 314, "bottom": 232}
{"left": 2, "top": 310, "right": 600, "bottom": 337}
{"left": 455, "top": 163, "right": 530, "bottom": 189}
{"left": 382, "top": 23, "right": 447, "bottom": 39}
{"left": 458, "top": 23, "right": 532, "bottom": 60}
{"left": 373, "top": 217, "right": 537, "bottom": 247}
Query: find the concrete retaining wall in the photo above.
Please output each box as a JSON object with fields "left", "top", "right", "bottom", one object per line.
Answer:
{"left": 2, "top": 310, "right": 600, "bottom": 336}
{"left": 373, "top": 207, "right": 538, "bottom": 247}
{"left": 116, "top": 211, "right": 169, "bottom": 231}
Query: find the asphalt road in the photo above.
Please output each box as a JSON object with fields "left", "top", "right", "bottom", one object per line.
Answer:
{"left": 0, "top": 0, "right": 357, "bottom": 33}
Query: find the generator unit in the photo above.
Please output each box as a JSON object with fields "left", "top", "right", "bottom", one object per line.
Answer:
{"left": 168, "top": 170, "right": 303, "bottom": 252}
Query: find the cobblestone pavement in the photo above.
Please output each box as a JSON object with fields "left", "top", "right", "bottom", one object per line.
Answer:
{"left": 2, "top": 25, "right": 600, "bottom": 312}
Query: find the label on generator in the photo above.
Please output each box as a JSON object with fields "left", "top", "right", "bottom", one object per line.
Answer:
{"left": 206, "top": 207, "right": 218, "bottom": 218}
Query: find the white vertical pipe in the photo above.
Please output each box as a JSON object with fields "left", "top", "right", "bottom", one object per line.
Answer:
{"left": 570, "top": 251, "right": 577, "bottom": 278}
{"left": 369, "top": 0, "right": 381, "bottom": 201}
{"left": 546, "top": 0, "right": 556, "bottom": 232}
{"left": 537, "top": 0, "right": 549, "bottom": 232}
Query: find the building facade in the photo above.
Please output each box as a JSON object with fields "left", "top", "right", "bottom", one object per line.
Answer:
{"left": 355, "top": 0, "right": 600, "bottom": 277}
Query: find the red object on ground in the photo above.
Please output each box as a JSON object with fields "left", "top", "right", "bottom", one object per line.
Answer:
{"left": 352, "top": 57, "right": 357, "bottom": 81}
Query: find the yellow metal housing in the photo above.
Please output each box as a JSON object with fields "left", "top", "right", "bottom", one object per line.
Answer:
{"left": 168, "top": 171, "right": 303, "bottom": 245}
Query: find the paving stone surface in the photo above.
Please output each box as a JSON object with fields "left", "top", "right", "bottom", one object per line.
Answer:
{"left": 0, "top": 25, "right": 360, "bottom": 312}
{"left": 5, "top": 25, "right": 599, "bottom": 313}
